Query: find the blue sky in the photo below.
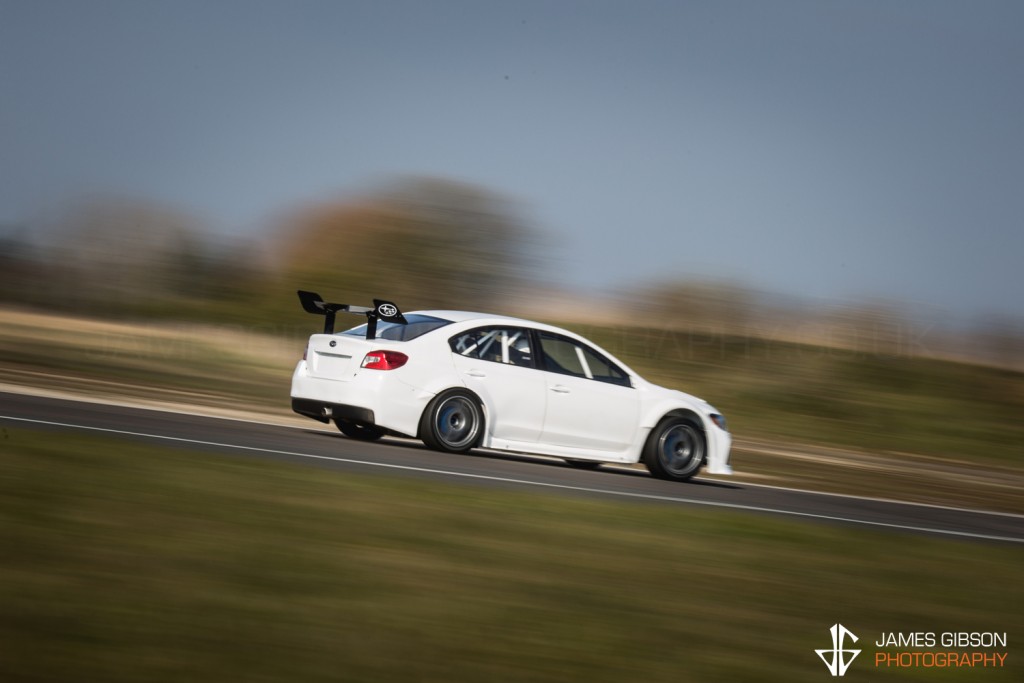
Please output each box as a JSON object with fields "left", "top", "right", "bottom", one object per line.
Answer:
{"left": 2, "top": 0, "right": 1022, "bottom": 318}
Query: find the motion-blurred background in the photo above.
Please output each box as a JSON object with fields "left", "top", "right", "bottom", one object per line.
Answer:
{"left": 2, "top": 1, "right": 1022, "bottom": 355}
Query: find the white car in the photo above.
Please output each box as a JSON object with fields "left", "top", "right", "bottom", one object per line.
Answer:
{"left": 291, "top": 291, "right": 732, "bottom": 481}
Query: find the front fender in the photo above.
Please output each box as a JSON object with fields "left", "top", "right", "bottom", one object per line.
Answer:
{"left": 641, "top": 391, "right": 733, "bottom": 476}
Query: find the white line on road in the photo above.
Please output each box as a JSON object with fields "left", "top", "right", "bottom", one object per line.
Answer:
{"left": 3, "top": 414, "right": 1022, "bottom": 544}
{"left": 693, "top": 475, "right": 1024, "bottom": 520}
{"left": 4, "top": 386, "right": 1018, "bottom": 520}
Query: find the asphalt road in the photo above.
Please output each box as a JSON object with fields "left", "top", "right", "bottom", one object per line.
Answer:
{"left": 2, "top": 390, "right": 1021, "bottom": 544}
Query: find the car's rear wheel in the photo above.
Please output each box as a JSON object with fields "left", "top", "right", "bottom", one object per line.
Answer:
{"left": 420, "top": 389, "right": 483, "bottom": 453}
{"left": 643, "top": 416, "right": 704, "bottom": 481}
{"left": 336, "top": 419, "right": 384, "bottom": 441}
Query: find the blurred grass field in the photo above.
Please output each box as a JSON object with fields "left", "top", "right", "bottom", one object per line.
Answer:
{"left": 1, "top": 428, "right": 1020, "bottom": 683}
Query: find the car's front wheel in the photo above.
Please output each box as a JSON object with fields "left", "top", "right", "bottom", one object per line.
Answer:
{"left": 336, "top": 419, "right": 384, "bottom": 441}
{"left": 419, "top": 389, "right": 483, "bottom": 453}
{"left": 643, "top": 416, "right": 705, "bottom": 481}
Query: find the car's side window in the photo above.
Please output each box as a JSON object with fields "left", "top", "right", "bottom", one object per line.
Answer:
{"left": 537, "top": 332, "right": 632, "bottom": 387}
{"left": 449, "top": 327, "right": 535, "bottom": 368}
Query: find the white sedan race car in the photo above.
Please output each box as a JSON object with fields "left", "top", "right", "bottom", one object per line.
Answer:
{"left": 290, "top": 291, "right": 732, "bottom": 481}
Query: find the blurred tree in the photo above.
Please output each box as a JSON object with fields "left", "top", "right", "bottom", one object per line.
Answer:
{"left": 0, "top": 227, "right": 46, "bottom": 307}
{"left": 44, "top": 199, "right": 203, "bottom": 315}
{"left": 32, "top": 198, "right": 269, "bottom": 321}
{"left": 278, "top": 177, "right": 536, "bottom": 313}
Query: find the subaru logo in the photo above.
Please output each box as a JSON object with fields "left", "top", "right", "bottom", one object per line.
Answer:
{"left": 378, "top": 303, "right": 398, "bottom": 317}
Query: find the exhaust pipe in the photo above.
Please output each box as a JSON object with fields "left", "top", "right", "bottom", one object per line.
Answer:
{"left": 322, "top": 406, "right": 333, "bottom": 419}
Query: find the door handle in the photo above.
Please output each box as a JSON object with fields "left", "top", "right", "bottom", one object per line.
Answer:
{"left": 466, "top": 369, "right": 487, "bottom": 378}
{"left": 550, "top": 385, "right": 571, "bottom": 394}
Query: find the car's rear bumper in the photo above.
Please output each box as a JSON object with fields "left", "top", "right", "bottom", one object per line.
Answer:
{"left": 291, "top": 398, "right": 375, "bottom": 425}
{"left": 290, "top": 360, "right": 428, "bottom": 437}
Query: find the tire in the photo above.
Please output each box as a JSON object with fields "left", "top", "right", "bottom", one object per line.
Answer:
{"left": 336, "top": 419, "right": 384, "bottom": 441}
{"left": 564, "top": 459, "right": 601, "bottom": 470}
{"left": 419, "top": 389, "right": 483, "bottom": 453}
{"left": 643, "top": 416, "right": 705, "bottom": 481}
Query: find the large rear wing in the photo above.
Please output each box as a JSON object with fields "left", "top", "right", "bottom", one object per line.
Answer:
{"left": 297, "top": 290, "right": 408, "bottom": 339}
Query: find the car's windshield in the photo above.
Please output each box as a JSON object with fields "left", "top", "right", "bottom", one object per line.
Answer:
{"left": 342, "top": 314, "right": 452, "bottom": 341}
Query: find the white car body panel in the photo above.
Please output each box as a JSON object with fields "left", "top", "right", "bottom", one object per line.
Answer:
{"left": 540, "top": 373, "right": 640, "bottom": 455}
{"left": 452, "top": 353, "right": 546, "bottom": 443}
{"left": 291, "top": 309, "right": 733, "bottom": 477}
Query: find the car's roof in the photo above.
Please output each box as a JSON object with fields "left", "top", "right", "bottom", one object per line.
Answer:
{"left": 412, "top": 310, "right": 537, "bottom": 325}
{"left": 412, "top": 309, "right": 607, "bottom": 346}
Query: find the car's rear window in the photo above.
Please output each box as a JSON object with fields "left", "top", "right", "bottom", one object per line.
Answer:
{"left": 342, "top": 314, "right": 452, "bottom": 341}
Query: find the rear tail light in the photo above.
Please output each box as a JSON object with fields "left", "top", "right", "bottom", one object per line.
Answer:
{"left": 361, "top": 350, "right": 408, "bottom": 370}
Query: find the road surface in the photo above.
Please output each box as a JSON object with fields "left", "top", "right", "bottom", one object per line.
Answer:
{"left": 1, "top": 390, "right": 1020, "bottom": 543}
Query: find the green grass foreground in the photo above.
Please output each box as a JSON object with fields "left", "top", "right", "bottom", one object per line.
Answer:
{"left": 1, "top": 428, "right": 1020, "bottom": 682}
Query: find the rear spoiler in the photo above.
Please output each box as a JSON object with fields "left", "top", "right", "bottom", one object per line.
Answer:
{"left": 297, "top": 290, "right": 407, "bottom": 339}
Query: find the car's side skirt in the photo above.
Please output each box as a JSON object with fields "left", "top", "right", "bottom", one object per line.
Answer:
{"left": 483, "top": 436, "right": 644, "bottom": 464}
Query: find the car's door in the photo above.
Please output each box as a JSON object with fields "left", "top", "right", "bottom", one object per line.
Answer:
{"left": 449, "top": 326, "right": 546, "bottom": 443}
{"left": 536, "top": 331, "right": 640, "bottom": 452}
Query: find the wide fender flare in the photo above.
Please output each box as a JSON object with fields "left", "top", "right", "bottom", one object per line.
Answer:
{"left": 640, "top": 399, "right": 732, "bottom": 475}
{"left": 410, "top": 375, "right": 491, "bottom": 439}
{"left": 640, "top": 396, "right": 712, "bottom": 432}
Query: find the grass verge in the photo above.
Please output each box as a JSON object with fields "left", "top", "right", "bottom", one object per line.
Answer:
{"left": 1, "top": 428, "right": 1020, "bottom": 682}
